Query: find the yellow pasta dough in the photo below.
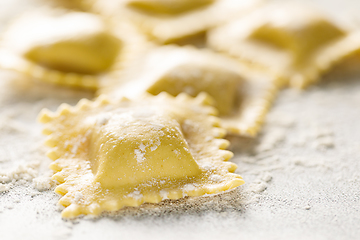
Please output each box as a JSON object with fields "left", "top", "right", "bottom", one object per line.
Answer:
{"left": 48, "top": 0, "right": 94, "bottom": 11}
{"left": 0, "top": 9, "right": 148, "bottom": 90}
{"left": 38, "top": 93, "right": 244, "bottom": 218}
{"left": 99, "top": 45, "right": 278, "bottom": 137}
{"left": 126, "top": 0, "right": 215, "bottom": 15}
{"left": 90, "top": 0, "right": 262, "bottom": 44}
{"left": 208, "top": 2, "right": 360, "bottom": 88}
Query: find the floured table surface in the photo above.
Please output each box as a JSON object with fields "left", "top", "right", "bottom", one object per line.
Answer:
{"left": 0, "top": 0, "right": 360, "bottom": 239}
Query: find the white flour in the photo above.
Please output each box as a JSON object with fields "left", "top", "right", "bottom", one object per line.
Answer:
{"left": 1, "top": 0, "right": 360, "bottom": 239}
{"left": 1, "top": 63, "right": 360, "bottom": 240}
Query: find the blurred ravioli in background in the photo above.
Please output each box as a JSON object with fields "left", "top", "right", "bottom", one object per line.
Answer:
{"left": 208, "top": 2, "right": 360, "bottom": 88}
{"left": 0, "top": 8, "right": 149, "bottom": 90}
{"left": 99, "top": 45, "right": 279, "bottom": 137}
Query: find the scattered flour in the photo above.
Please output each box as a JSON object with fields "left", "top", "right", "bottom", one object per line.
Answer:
{"left": 248, "top": 181, "right": 268, "bottom": 193}
{"left": 245, "top": 172, "right": 273, "bottom": 195}
{"left": 0, "top": 183, "right": 10, "bottom": 192}
{"left": 256, "top": 128, "right": 287, "bottom": 153}
{"left": 0, "top": 115, "right": 27, "bottom": 133}
{"left": 135, "top": 137, "right": 163, "bottom": 163}
{"left": 260, "top": 172, "right": 273, "bottom": 182}
{"left": 0, "top": 3, "right": 360, "bottom": 239}
{"left": 96, "top": 113, "right": 111, "bottom": 126}
{"left": 71, "top": 144, "right": 79, "bottom": 154}
{"left": 150, "top": 138, "right": 161, "bottom": 151}
{"left": 159, "top": 190, "right": 168, "bottom": 199}
{"left": 313, "top": 136, "right": 335, "bottom": 150}
{"left": 127, "top": 190, "right": 143, "bottom": 200}
{"left": 0, "top": 162, "right": 39, "bottom": 184}
{"left": 134, "top": 149, "right": 146, "bottom": 163}
{"left": 32, "top": 175, "right": 54, "bottom": 191}
{"left": 74, "top": 192, "right": 84, "bottom": 204}
{"left": 267, "top": 113, "right": 295, "bottom": 128}
{"left": 139, "top": 142, "right": 146, "bottom": 152}
{"left": 209, "top": 174, "right": 222, "bottom": 182}
{"left": 0, "top": 161, "right": 56, "bottom": 194}
{"left": 290, "top": 123, "right": 335, "bottom": 150}
{"left": 292, "top": 157, "right": 331, "bottom": 170}
{"left": 183, "top": 183, "right": 196, "bottom": 192}
{"left": 173, "top": 149, "right": 180, "bottom": 156}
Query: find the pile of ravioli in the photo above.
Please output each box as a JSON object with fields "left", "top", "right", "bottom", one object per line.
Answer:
{"left": 1, "top": 0, "right": 360, "bottom": 218}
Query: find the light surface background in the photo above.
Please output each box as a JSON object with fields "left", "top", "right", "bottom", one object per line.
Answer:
{"left": 0, "top": 0, "right": 359, "bottom": 239}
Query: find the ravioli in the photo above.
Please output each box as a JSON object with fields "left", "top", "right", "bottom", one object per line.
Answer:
{"left": 208, "top": 2, "right": 360, "bottom": 88}
{"left": 38, "top": 93, "right": 244, "bottom": 218}
{"left": 91, "top": 0, "right": 262, "bottom": 44}
{"left": 100, "top": 45, "right": 278, "bottom": 136}
{"left": 0, "top": 9, "right": 147, "bottom": 90}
